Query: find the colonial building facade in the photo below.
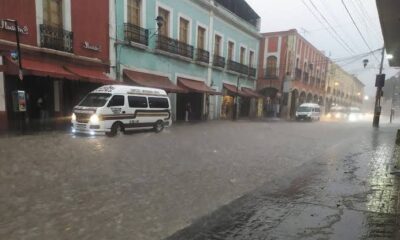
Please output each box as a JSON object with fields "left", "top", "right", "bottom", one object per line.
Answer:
{"left": 110, "top": 0, "right": 262, "bottom": 121}
{"left": 326, "top": 62, "right": 364, "bottom": 110}
{"left": 257, "top": 29, "right": 329, "bottom": 118}
{"left": 0, "top": 0, "right": 113, "bottom": 131}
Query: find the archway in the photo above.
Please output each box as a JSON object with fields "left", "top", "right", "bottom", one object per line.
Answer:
{"left": 260, "top": 87, "right": 279, "bottom": 117}
{"left": 299, "top": 91, "right": 306, "bottom": 105}
{"left": 313, "top": 94, "right": 319, "bottom": 103}
{"left": 306, "top": 93, "right": 313, "bottom": 103}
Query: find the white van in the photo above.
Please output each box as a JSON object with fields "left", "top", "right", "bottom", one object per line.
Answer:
{"left": 295, "top": 103, "right": 321, "bottom": 121}
{"left": 71, "top": 85, "right": 172, "bottom": 136}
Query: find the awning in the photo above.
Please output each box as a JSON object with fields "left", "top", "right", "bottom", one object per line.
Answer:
{"left": 223, "top": 83, "right": 250, "bottom": 97}
{"left": 242, "top": 87, "right": 263, "bottom": 98}
{"left": 124, "top": 69, "right": 186, "bottom": 93}
{"left": 65, "top": 65, "right": 115, "bottom": 84}
{"left": 178, "top": 77, "right": 221, "bottom": 95}
{"left": 5, "top": 56, "right": 77, "bottom": 80}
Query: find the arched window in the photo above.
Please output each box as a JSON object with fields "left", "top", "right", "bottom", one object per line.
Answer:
{"left": 266, "top": 56, "right": 277, "bottom": 77}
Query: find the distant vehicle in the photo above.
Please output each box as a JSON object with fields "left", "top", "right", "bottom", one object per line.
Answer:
{"left": 71, "top": 85, "right": 172, "bottom": 136}
{"left": 326, "top": 106, "right": 364, "bottom": 122}
{"left": 348, "top": 107, "right": 363, "bottom": 122}
{"left": 326, "top": 106, "right": 348, "bottom": 120}
{"left": 295, "top": 103, "right": 321, "bottom": 121}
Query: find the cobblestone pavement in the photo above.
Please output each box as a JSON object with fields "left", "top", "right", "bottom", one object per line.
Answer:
{"left": 0, "top": 121, "right": 399, "bottom": 240}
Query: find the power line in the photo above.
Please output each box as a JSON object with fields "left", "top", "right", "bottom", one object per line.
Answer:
{"left": 308, "top": 0, "right": 356, "bottom": 54}
{"left": 301, "top": 0, "right": 354, "bottom": 55}
{"left": 340, "top": 0, "right": 380, "bottom": 62}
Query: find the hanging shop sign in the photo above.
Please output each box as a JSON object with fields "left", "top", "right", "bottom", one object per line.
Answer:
{"left": 0, "top": 20, "right": 29, "bottom": 35}
{"left": 82, "top": 41, "right": 101, "bottom": 52}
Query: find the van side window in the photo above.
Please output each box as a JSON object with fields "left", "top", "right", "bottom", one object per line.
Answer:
{"left": 108, "top": 95, "right": 125, "bottom": 107}
{"left": 148, "top": 97, "right": 169, "bottom": 108}
{"left": 316, "top": 108, "right": 320, "bottom": 112}
{"left": 128, "top": 96, "right": 148, "bottom": 108}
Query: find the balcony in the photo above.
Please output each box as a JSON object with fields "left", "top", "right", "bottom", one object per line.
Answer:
{"left": 195, "top": 48, "right": 210, "bottom": 64}
{"left": 295, "top": 68, "right": 302, "bottom": 80}
{"left": 156, "top": 35, "right": 194, "bottom": 59}
{"left": 249, "top": 67, "right": 256, "bottom": 77}
{"left": 303, "top": 72, "right": 309, "bottom": 84}
{"left": 310, "top": 77, "right": 316, "bottom": 86}
{"left": 40, "top": 24, "right": 73, "bottom": 52}
{"left": 213, "top": 55, "right": 226, "bottom": 68}
{"left": 227, "top": 60, "right": 249, "bottom": 75}
{"left": 264, "top": 67, "right": 278, "bottom": 79}
{"left": 124, "top": 23, "right": 149, "bottom": 46}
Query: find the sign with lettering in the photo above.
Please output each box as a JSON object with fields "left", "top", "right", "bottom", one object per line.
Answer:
{"left": 0, "top": 20, "right": 28, "bottom": 35}
{"left": 82, "top": 41, "right": 101, "bottom": 52}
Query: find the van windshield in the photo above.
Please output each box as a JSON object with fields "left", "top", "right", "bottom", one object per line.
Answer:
{"left": 78, "top": 93, "right": 112, "bottom": 107}
{"left": 297, "top": 106, "right": 312, "bottom": 112}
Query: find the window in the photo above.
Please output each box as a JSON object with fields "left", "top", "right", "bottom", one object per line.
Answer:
{"left": 107, "top": 95, "right": 125, "bottom": 107}
{"left": 158, "top": 7, "right": 170, "bottom": 36}
{"left": 214, "top": 35, "right": 222, "bottom": 56}
{"left": 128, "top": 0, "right": 141, "bottom": 26}
{"left": 148, "top": 97, "right": 169, "bottom": 108}
{"left": 43, "top": 0, "right": 63, "bottom": 27}
{"left": 249, "top": 51, "right": 254, "bottom": 67}
{"left": 266, "top": 56, "right": 277, "bottom": 76}
{"left": 179, "top": 17, "right": 189, "bottom": 43}
{"left": 128, "top": 96, "right": 148, "bottom": 108}
{"left": 228, "top": 41, "right": 234, "bottom": 61}
{"left": 79, "top": 93, "right": 111, "bottom": 107}
{"left": 197, "top": 26, "right": 206, "bottom": 50}
{"left": 240, "top": 47, "right": 246, "bottom": 64}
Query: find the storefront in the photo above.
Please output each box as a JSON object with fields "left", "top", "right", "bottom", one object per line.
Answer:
{"left": 177, "top": 77, "right": 220, "bottom": 121}
{"left": 222, "top": 83, "right": 251, "bottom": 119}
{"left": 2, "top": 54, "right": 114, "bottom": 131}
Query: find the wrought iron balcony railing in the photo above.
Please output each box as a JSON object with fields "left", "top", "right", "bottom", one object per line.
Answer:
{"left": 295, "top": 68, "right": 302, "bottom": 80}
{"left": 213, "top": 55, "right": 225, "bottom": 68}
{"left": 196, "top": 48, "right": 210, "bottom": 64}
{"left": 156, "top": 35, "right": 194, "bottom": 59}
{"left": 227, "top": 60, "right": 249, "bottom": 75}
{"left": 40, "top": 24, "right": 73, "bottom": 52}
{"left": 303, "top": 72, "right": 309, "bottom": 84}
{"left": 124, "top": 23, "right": 149, "bottom": 46}
{"left": 249, "top": 67, "right": 256, "bottom": 77}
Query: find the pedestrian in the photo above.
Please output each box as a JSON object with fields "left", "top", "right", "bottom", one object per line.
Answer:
{"left": 37, "top": 95, "right": 49, "bottom": 129}
{"left": 185, "top": 102, "right": 191, "bottom": 122}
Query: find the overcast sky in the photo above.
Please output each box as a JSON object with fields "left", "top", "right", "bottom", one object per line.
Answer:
{"left": 246, "top": 0, "right": 399, "bottom": 96}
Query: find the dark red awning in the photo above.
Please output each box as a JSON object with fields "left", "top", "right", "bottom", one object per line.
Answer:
{"left": 242, "top": 87, "right": 263, "bottom": 98}
{"left": 178, "top": 77, "right": 221, "bottom": 95}
{"left": 124, "top": 69, "right": 186, "bottom": 93}
{"left": 5, "top": 56, "right": 77, "bottom": 80}
{"left": 64, "top": 65, "right": 115, "bottom": 84}
{"left": 223, "top": 83, "right": 250, "bottom": 97}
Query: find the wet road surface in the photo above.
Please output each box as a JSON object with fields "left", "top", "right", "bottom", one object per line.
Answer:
{"left": 0, "top": 121, "right": 399, "bottom": 239}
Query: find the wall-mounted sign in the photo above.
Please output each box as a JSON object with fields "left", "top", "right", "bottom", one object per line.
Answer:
{"left": 0, "top": 20, "right": 28, "bottom": 35}
{"left": 82, "top": 41, "right": 101, "bottom": 52}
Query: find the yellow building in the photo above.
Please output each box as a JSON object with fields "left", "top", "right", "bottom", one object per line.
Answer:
{"left": 326, "top": 62, "right": 365, "bottom": 111}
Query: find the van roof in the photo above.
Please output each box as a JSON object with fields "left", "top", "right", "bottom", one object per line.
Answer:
{"left": 92, "top": 85, "right": 168, "bottom": 96}
{"left": 299, "top": 103, "right": 320, "bottom": 107}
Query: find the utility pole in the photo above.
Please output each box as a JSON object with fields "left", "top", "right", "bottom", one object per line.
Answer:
{"left": 372, "top": 47, "right": 385, "bottom": 128}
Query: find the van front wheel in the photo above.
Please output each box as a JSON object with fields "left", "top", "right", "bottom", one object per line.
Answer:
{"left": 154, "top": 120, "right": 164, "bottom": 133}
{"left": 107, "top": 122, "right": 124, "bottom": 137}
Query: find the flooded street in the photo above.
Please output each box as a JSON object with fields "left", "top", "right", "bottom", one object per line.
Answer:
{"left": 0, "top": 121, "right": 399, "bottom": 239}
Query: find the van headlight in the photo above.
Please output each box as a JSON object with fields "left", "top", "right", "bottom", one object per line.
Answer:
{"left": 71, "top": 113, "right": 76, "bottom": 121}
{"left": 89, "top": 114, "right": 100, "bottom": 124}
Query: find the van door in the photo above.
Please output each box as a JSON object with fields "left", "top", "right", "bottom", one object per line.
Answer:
{"left": 103, "top": 95, "right": 126, "bottom": 129}
{"left": 127, "top": 95, "right": 149, "bottom": 129}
